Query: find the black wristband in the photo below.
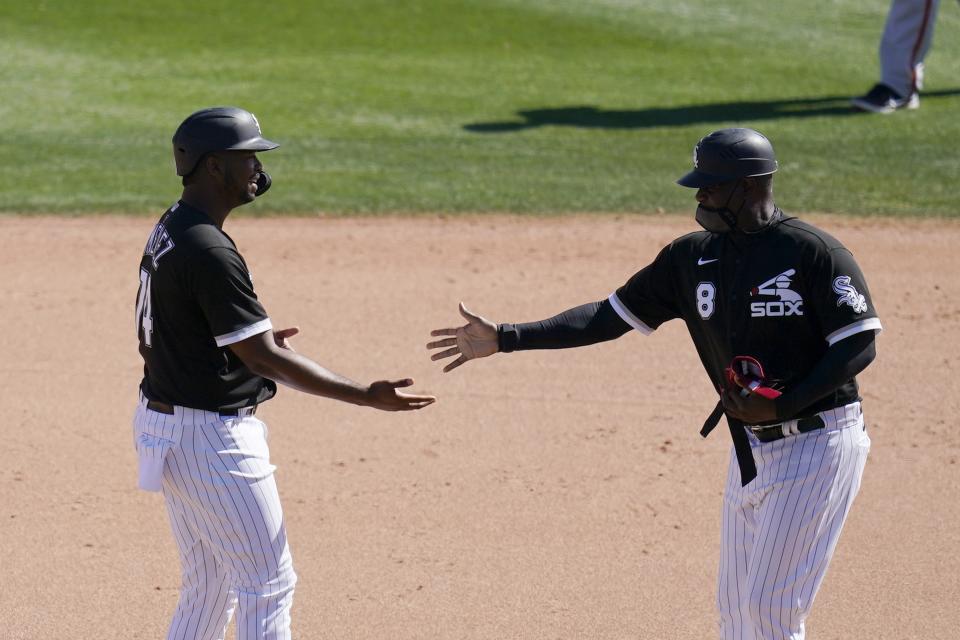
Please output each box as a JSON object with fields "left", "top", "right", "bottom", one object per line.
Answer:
{"left": 497, "top": 323, "right": 519, "bottom": 353}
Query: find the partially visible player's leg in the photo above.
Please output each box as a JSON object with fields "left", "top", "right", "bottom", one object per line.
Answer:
{"left": 198, "top": 415, "right": 297, "bottom": 640}
{"left": 134, "top": 402, "right": 237, "bottom": 640}
{"left": 742, "top": 407, "right": 870, "bottom": 639}
{"left": 718, "top": 448, "right": 758, "bottom": 640}
{"left": 879, "top": 0, "right": 940, "bottom": 96}
{"left": 163, "top": 488, "right": 237, "bottom": 640}
{"left": 163, "top": 411, "right": 297, "bottom": 640}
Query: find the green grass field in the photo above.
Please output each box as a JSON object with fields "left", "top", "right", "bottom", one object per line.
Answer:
{"left": 2, "top": 1, "right": 958, "bottom": 215}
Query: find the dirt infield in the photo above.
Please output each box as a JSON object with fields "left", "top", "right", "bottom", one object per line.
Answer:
{"left": 2, "top": 214, "right": 957, "bottom": 639}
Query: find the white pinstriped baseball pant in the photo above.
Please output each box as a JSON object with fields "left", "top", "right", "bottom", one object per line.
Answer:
{"left": 134, "top": 397, "right": 297, "bottom": 640}
{"left": 717, "top": 402, "right": 870, "bottom": 640}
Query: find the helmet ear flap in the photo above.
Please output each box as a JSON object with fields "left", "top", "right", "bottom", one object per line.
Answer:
{"left": 178, "top": 152, "right": 210, "bottom": 184}
{"left": 174, "top": 145, "right": 199, "bottom": 177}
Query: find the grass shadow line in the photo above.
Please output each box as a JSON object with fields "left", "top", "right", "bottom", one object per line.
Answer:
{"left": 464, "top": 89, "right": 960, "bottom": 132}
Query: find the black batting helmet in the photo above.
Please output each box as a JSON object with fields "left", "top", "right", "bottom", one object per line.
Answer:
{"left": 677, "top": 128, "right": 778, "bottom": 188}
{"left": 172, "top": 107, "right": 279, "bottom": 177}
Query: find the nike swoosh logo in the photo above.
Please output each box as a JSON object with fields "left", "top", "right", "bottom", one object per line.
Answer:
{"left": 698, "top": 258, "right": 719, "bottom": 266}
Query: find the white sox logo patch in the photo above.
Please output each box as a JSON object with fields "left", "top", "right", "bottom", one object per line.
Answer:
{"left": 749, "top": 268, "right": 804, "bottom": 317}
{"left": 832, "top": 276, "right": 867, "bottom": 313}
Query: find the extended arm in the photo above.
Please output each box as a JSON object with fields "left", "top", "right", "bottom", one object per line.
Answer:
{"left": 498, "top": 299, "right": 631, "bottom": 351}
{"left": 428, "top": 300, "right": 630, "bottom": 372}
{"left": 230, "top": 327, "right": 435, "bottom": 411}
{"left": 724, "top": 330, "right": 877, "bottom": 423}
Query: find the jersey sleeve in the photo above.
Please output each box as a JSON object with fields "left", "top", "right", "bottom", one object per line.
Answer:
{"left": 190, "top": 248, "right": 272, "bottom": 347}
{"left": 609, "top": 244, "right": 682, "bottom": 334}
{"left": 807, "top": 247, "right": 882, "bottom": 346}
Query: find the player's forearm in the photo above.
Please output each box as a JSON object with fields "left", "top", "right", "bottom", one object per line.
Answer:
{"left": 774, "top": 332, "right": 877, "bottom": 420}
{"left": 247, "top": 350, "right": 373, "bottom": 406}
{"left": 498, "top": 299, "right": 631, "bottom": 352}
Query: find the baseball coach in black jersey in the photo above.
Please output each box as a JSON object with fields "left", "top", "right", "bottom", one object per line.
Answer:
{"left": 133, "top": 106, "right": 435, "bottom": 640}
{"left": 428, "top": 128, "right": 880, "bottom": 640}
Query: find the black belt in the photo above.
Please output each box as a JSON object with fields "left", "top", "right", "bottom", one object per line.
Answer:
{"left": 701, "top": 402, "right": 827, "bottom": 486}
{"left": 701, "top": 402, "right": 757, "bottom": 487}
{"left": 146, "top": 399, "right": 257, "bottom": 417}
{"left": 748, "top": 415, "right": 825, "bottom": 443}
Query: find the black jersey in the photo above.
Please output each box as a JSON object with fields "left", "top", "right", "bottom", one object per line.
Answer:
{"left": 135, "top": 201, "right": 277, "bottom": 411}
{"left": 611, "top": 213, "right": 881, "bottom": 421}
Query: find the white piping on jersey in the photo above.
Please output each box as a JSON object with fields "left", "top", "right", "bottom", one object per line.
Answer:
{"left": 825, "top": 317, "right": 882, "bottom": 346}
{"left": 214, "top": 318, "right": 273, "bottom": 347}
{"left": 609, "top": 293, "right": 654, "bottom": 335}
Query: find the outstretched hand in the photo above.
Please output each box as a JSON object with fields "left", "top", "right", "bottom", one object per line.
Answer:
{"left": 427, "top": 302, "right": 499, "bottom": 372}
{"left": 366, "top": 379, "right": 436, "bottom": 411}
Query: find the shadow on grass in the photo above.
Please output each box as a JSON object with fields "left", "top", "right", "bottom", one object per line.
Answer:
{"left": 464, "top": 89, "right": 960, "bottom": 132}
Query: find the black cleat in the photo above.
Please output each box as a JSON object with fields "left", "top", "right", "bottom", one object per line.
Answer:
{"left": 850, "top": 83, "right": 919, "bottom": 113}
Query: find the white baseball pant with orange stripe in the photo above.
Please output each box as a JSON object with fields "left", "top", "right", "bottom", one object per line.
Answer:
{"left": 879, "top": 0, "right": 940, "bottom": 96}
{"left": 134, "top": 396, "right": 297, "bottom": 640}
{"left": 717, "top": 402, "right": 870, "bottom": 640}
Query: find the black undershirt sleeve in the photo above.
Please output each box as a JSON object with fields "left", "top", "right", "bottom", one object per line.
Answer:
{"left": 775, "top": 330, "right": 877, "bottom": 420}
{"left": 497, "top": 299, "right": 632, "bottom": 352}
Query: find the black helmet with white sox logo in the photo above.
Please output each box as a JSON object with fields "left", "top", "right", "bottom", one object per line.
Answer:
{"left": 172, "top": 107, "right": 279, "bottom": 177}
{"left": 677, "top": 128, "right": 778, "bottom": 188}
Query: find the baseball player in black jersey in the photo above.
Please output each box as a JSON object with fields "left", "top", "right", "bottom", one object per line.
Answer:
{"left": 428, "top": 128, "right": 880, "bottom": 639}
{"left": 134, "top": 106, "right": 435, "bottom": 640}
